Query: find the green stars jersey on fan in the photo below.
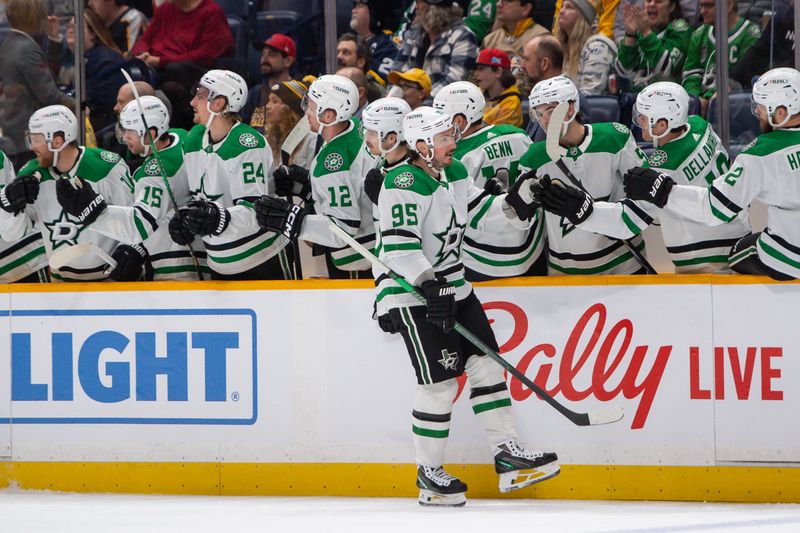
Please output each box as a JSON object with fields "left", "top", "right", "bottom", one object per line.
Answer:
{"left": 0, "top": 149, "right": 47, "bottom": 282}
{"left": 519, "top": 122, "right": 651, "bottom": 275}
{"left": 667, "top": 127, "right": 800, "bottom": 279}
{"left": 89, "top": 129, "right": 209, "bottom": 280}
{"left": 0, "top": 147, "right": 134, "bottom": 281}
{"left": 183, "top": 122, "right": 290, "bottom": 277}
{"left": 454, "top": 124, "right": 545, "bottom": 279}
{"left": 616, "top": 18, "right": 692, "bottom": 91}
{"left": 576, "top": 116, "right": 750, "bottom": 273}
{"left": 298, "top": 118, "right": 379, "bottom": 271}
{"left": 682, "top": 18, "right": 761, "bottom": 98}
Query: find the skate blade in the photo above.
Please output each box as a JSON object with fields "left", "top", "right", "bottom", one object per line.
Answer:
{"left": 418, "top": 489, "right": 467, "bottom": 507}
{"left": 498, "top": 462, "right": 561, "bottom": 493}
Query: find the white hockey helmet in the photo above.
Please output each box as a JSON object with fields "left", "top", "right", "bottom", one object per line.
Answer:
{"left": 27, "top": 105, "right": 78, "bottom": 166}
{"left": 198, "top": 69, "right": 248, "bottom": 113}
{"left": 402, "top": 106, "right": 453, "bottom": 165}
{"left": 528, "top": 76, "right": 580, "bottom": 126}
{"left": 361, "top": 97, "right": 411, "bottom": 157}
{"left": 752, "top": 67, "right": 800, "bottom": 128}
{"left": 119, "top": 96, "right": 171, "bottom": 156}
{"left": 634, "top": 82, "right": 689, "bottom": 146}
{"left": 305, "top": 74, "right": 359, "bottom": 127}
{"left": 432, "top": 81, "right": 485, "bottom": 129}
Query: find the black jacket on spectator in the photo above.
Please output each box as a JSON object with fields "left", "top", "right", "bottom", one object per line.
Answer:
{"left": 86, "top": 45, "right": 126, "bottom": 132}
{"left": 732, "top": 0, "right": 795, "bottom": 87}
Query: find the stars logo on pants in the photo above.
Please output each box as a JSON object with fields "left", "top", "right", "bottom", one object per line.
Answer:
{"left": 438, "top": 349, "right": 459, "bottom": 371}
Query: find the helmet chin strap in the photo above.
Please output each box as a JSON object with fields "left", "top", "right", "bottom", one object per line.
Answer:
{"left": 421, "top": 142, "right": 437, "bottom": 171}
{"left": 202, "top": 100, "right": 221, "bottom": 149}
{"left": 378, "top": 133, "right": 401, "bottom": 159}
{"left": 769, "top": 108, "right": 791, "bottom": 129}
{"left": 48, "top": 141, "right": 68, "bottom": 168}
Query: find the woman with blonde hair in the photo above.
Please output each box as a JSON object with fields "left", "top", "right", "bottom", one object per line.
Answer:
{"left": 556, "top": 0, "right": 618, "bottom": 95}
{"left": 263, "top": 79, "right": 316, "bottom": 168}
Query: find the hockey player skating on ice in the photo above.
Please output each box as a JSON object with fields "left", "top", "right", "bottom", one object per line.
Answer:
{"left": 623, "top": 68, "right": 800, "bottom": 280}
{"left": 255, "top": 75, "right": 378, "bottom": 277}
{"left": 519, "top": 76, "right": 653, "bottom": 275}
{"left": 375, "top": 106, "right": 558, "bottom": 507}
{"left": 0, "top": 105, "right": 134, "bottom": 281}
{"left": 534, "top": 82, "right": 750, "bottom": 273}
{"left": 433, "top": 81, "right": 546, "bottom": 280}
{"left": 171, "top": 70, "right": 291, "bottom": 280}
{"left": 57, "top": 96, "right": 208, "bottom": 280}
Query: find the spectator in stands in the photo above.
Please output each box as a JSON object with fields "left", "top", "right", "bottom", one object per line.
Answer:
{"left": 475, "top": 48, "right": 524, "bottom": 128}
{"left": 615, "top": 0, "right": 690, "bottom": 92}
{"left": 732, "top": 0, "right": 794, "bottom": 88}
{"left": 556, "top": 0, "right": 618, "bottom": 95}
{"left": 243, "top": 34, "right": 296, "bottom": 133}
{"left": 88, "top": 0, "right": 148, "bottom": 54}
{"left": 682, "top": 0, "right": 761, "bottom": 115}
{"left": 350, "top": 0, "right": 398, "bottom": 81}
{"left": 613, "top": 0, "right": 697, "bottom": 39}
{"left": 483, "top": 0, "right": 549, "bottom": 93}
{"left": 263, "top": 79, "right": 315, "bottom": 168}
{"left": 553, "top": 0, "right": 621, "bottom": 40}
{"left": 0, "top": 0, "right": 73, "bottom": 162}
{"left": 336, "top": 32, "right": 387, "bottom": 91}
{"left": 462, "top": 0, "right": 497, "bottom": 43}
{"left": 130, "top": 0, "right": 234, "bottom": 129}
{"left": 521, "top": 34, "right": 592, "bottom": 139}
{"left": 337, "top": 66, "right": 377, "bottom": 119}
{"left": 387, "top": 67, "right": 431, "bottom": 109}
{"left": 392, "top": 0, "right": 478, "bottom": 97}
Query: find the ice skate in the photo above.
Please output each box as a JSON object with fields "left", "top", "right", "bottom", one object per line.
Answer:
{"left": 494, "top": 439, "right": 560, "bottom": 493}
{"left": 416, "top": 465, "right": 468, "bottom": 507}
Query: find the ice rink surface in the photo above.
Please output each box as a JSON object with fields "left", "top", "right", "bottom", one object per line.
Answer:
{"left": 2, "top": 490, "right": 800, "bottom": 533}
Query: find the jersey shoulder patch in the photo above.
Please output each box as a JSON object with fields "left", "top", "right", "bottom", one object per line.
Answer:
{"left": 519, "top": 141, "right": 551, "bottom": 170}
{"left": 671, "top": 18, "right": 689, "bottom": 32}
{"left": 585, "top": 122, "right": 632, "bottom": 155}
{"left": 384, "top": 164, "right": 439, "bottom": 196}
{"left": 78, "top": 147, "right": 126, "bottom": 183}
{"left": 216, "top": 123, "right": 267, "bottom": 161}
{"left": 313, "top": 120, "right": 362, "bottom": 177}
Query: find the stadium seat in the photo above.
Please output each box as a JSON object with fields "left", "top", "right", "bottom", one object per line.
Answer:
{"left": 216, "top": 0, "right": 254, "bottom": 18}
{"left": 707, "top": 91, "right": 760, "bottom": 147}
{"left": 216, "top": 16, "right": 249, "bottom": 78}
{"left": 584, "top": 95, "right": 620, "bottom": 123}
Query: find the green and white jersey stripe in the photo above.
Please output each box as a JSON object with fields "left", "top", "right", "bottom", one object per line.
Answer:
{"left": 519, "top": 122, "right": 651, "bottom": 275}
{"left": 183, "top": 122, "right": 287, "bottom": 275}
{"left": 669, "top": 127, "right": 800, "bottom": 279}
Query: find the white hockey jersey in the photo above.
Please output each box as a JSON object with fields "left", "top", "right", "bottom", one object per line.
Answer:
{"left": 183, "top": 122, "right": 288, "bottom": 276}
{"left": 577, "top": 116, "right": 751, "bottom": 273}
{"left": 0, "top": 148, "right": 134, "bottom": 281}
{"left": 0, "top": 150, "right": 47, "bottom": 283}
{"left": 519, "top": 122, "right": 650, "bottom": 275}
{"left": 666, "top": 127, "right": 800, "bottom": 279}
{"left": 89, "top": 129, "right": 208, "bottom": 280}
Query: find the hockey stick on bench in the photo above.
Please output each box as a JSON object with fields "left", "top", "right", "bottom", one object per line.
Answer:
{"left": 327, "top": 219, "right": 624, "bottom": 427}
{"left": 545, "top": 101, "right": 656, "bottom": 275}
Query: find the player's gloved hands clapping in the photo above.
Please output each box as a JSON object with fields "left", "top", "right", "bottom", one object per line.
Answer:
{"left": 0, "top": 175, "right": 39, "bottom": 214}
{"left": 420, "top": 278, "right": 457, "bottom": 333}
{"left": 108, "top": 243, "right": 147, "bottom": 281}
{"left": 483, "top": 177, "right": 504, "bottom": 195}
{"left": 56, "top": 177, "right": 107, "bottom": 224}
{"left": 168, "top": 208, "right": 195, "bottom": 245}
{"left": 364, "top": 168, "right": 384, "bottom": 206}
{"left": 274, "top": 164, "right": 311, "bottom": 201}
{"left": 254, "top": 195, "right": 306, "bottom": 240}
{"left": 183, "top": 199, "right": 230, "bottom": 237}
{"left": 504, "top": 169, "right": 540, "bottom": 221}
{"left": 535, "top": 176, "right": 594, "bottom": 225}
{"left": 623, "top": 167, "right": 675, "bottom": 208}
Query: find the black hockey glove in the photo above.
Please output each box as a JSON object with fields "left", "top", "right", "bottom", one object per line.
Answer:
{"left": 108, "top": 243, "right": 148, "bottom": 281}
{"left": 56, "top": 177, "right": 107, "bottom": 225}
{"left": 483, "top": 177, "right": 504, "bottom": 196}
{"left": 378, "top": 313, "right": 400, "bottom": 334}
{"left": 364, "top": 168, "right": 384, "bottom": 206}
{"left": 168, "top": 209, "right": 195, "bottom": 245}
{"left": 420, "top": 278, "right": 457, "bottom": 333}
{"left": 0, "top": 175, "right": 39, "bottom": 214}
{"left": 623, "top": 167, "right": 675, "bottom": 208}
{"left": 504, "top": 170, "right": 540, "bottom": 221}
{"left": 274, "top": 164, "right": 311, "bottom": 201}
{"left": 539, "top": 178, "right": 594, "bottom": 225}
{"left": 254, "top": 195, "right": 306, "bottom": 240}
{"left": 183, "top": 199, "right": 230, "bottom": 236}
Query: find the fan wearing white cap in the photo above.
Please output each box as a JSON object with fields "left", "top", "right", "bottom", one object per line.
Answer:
{"left": 538, "top": 82, "right": 750, "bottom": 273}
{"left": 519, "top": 75, "right": 653, "bottom": 275}
{"left": 624, "top": 68, "right": 800, "bottom": 280}
{"left": 371, "top": 106, "right": 559, "bottom": 507}
{"left": 433, "top": 81, "right": 545, "bottom": 280}
{"left": 55, "top": 97, "right": 208, "bottom": 281}
{"left": 175, "top": 69, "right": 291, "bottom": 280}
{"left": 0, "top": 105, "right": 135, "bottom": 281}
{"left": 256, "top": 74, "right": 379, "bottom": 278}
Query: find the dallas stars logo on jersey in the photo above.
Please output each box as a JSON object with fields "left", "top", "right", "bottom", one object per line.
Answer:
{"left": 144, "top": 159, "right": 162, "bottom": 176}
{"left": 239, "top": 133, "right": 259, "bottom": 148}
{"left": 433, "top": 210, "right": 465, "bottom": 266}
{"left": 394, "top": 172, "right": 414, "bottom": 189}
{"left": 649, "top": 150, "right": 669, "bottom": 167}
{"left": 438, "top": 349, "right": 459, "bottom": 370}
{"left": 324, "top": 152, "right": 344, "bottom": 172}
{"left": 190, "top": 173, "right": 223, "bottom": 202}
{"left": 100, "top": 151, "right": 121, "bottom": 164}
{"left": 44, "top": 211, "right": 87, "bottom": 249}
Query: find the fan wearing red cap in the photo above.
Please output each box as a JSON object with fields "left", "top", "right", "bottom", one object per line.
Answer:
{"left": 474, "top": 48, "right": 524, "bottom": 128}
{"left": 244, "top": 34, "right": 297, "bottom": 133}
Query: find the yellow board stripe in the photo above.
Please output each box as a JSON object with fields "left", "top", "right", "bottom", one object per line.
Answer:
{"left": 2, "top": 462, "right": 800, "bottom": 503}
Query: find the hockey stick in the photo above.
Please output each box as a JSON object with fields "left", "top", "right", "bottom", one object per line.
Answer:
{"left": 278, "top": 115, "right": 312, "bottom": 280}
{"left": 545, "top": 102, "right": 657, "bottom": 275}
{"left": 120, "top": 69, "right": 205, "bottom": 280}
{"left": 49, "top": 242, "right": 117, "bottom": 274}
{"left": 327, "top": 220, "right": 624, "bottom": 427}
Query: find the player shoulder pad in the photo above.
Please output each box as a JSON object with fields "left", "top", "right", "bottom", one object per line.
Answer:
{"left": 17, "top": 159, "right": 53, "bottom": 182}
{"left": 313, "top": 120, "right": 362, "bottom": 177}
{"left": 739, "top": 130, "right": 800, "bottom": 158}
{"left": 183, "top": 123, "right": 208, "bottom": 154}
{"left": 444, "top": 159, "right": 468, "bottom": 183}
{"left": 519, "top": 141, "right": 551, "bottom": 170}
{"left": 77, "top": 147, "right": 126, "bottom": 183}
{"left": 586, "top": 122, "right": 633, "bottom": 155}
{"left": 215, "top": 123, "right": 267, "bottom": 161}
{"left": 383, "top": 164, "right": 439, "bottom": 196}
